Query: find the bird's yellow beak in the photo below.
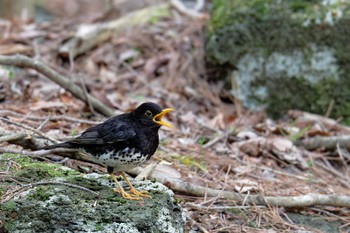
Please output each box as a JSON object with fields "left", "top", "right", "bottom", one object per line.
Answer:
{"left": 153, "top": 108, "right": 173, "bottom": 128}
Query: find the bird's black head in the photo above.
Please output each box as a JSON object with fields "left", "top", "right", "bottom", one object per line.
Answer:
{"left": 131, "top": 102, "right": 173, "bottom": 128}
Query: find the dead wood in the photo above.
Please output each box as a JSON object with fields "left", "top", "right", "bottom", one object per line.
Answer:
{"left": 289, "top": 110, "right": 350, "bottom": 134}
{"left": 58, "top": 4, "right": 171, "bottom": 59}
{"left": 297, "top": 135, "right": 350, "bottom": 151}
{"left": 129, "top": 167, "right": 350, "bottom": 208}
{"left": 0, "top": 54, "right": 114, "bottom": 117}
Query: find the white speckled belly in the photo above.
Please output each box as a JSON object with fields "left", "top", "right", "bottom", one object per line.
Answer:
{"left": 88, "top": 147, "right": 149, "bottom": 172}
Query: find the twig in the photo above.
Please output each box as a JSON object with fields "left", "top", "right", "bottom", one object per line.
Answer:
{"left": 187, "top": 215, "right": 209, "bottom": 233}
{"left": 1, "top": 180, "right": 99, "bottom": 204}
{"left": 206, "top": 164, "right": 231, "bottom": 208}
{"left": 0, "top": 133, "right": 26, "bottom": 143}
{"left": 186, "top": 202, "right": 266, "bottom": 211}
{"left": 0, "top": 110, "right": 101, "bottom": 124}
{"left": 36, "top": 116, "right": 50, "bottom": 130}
{"left": 203, "top": 113, "right": 246, "bottom": 149}
{"left": 325, "top": 99, "right": 335, "bottom": 118}
{"left": 121, "top": 61, "right": 149, "bottom": 87}
{"left": 0, "top": 128, "right": 48, "bottom": 149}
{"left": 203, "top": 131, "right": 229, "bottom": 149}
{"left": 315, "top": 160, "right": 350, "bottom": 188}
{"left": 245, "top": 164, "right": 324, "bottom": 184}
{"left": 0, "top": 147, "right": 78, "bottom": 160}
{"left": 336, "top": 143, "right": 350, "bottom": 169}
{"left": 78, "top": 74, "right": 97, "bottom": 115}
{"left": 21, "top": 181, "right": 99, "bottom": 196}
{"left": 310, "top": 207, "right": 348, "bottom": 222}
{"left": 337, "top": 143, "right": 350, "bottom": 183}
{"left": 0, "top": 116, "right": 58, "bottom": 143}
{"left": 0, "top": 54, "right": 114, "bottom": 116}
{"left": 196, "top": 118, "right": 221, "bottom": 133}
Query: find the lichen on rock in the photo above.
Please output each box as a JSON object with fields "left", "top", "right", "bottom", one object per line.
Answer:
{"left": 0, "top": 154, "right": 185, "bottom": 233}
{"left": 206, "top": 0, "right": 350, "bottom": 121}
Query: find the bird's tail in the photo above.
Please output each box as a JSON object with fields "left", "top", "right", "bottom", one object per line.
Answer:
{"left": 41, "top": 142, "right": 74, "bottom": 150}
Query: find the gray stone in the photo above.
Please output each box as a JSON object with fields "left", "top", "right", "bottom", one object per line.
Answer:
{"left": 206, "top": 0, "right": 350, "bottom": 120}
{"left": 0, "top": 157, "right": 184, "bottom": 233}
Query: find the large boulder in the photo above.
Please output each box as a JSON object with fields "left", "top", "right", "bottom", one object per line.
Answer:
{"left": 0, "top": 154, "right": 184, "bottom": 233}
{"left": 206, "top": 0, "right": 350, "bottom": 120}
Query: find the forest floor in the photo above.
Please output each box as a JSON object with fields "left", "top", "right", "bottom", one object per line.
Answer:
{"left": 1, "top": 4, "right": 350, "bottom": 233}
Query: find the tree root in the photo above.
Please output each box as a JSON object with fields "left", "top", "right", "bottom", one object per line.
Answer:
{"left": 0, "top": 54, "right": 114, "bottom": 116}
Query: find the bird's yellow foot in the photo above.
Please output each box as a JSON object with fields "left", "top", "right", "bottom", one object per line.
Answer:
{"left": 129, "top": 187, "right": 151, "bottom": 199}
{"left": 112, "top": 188, "right": 140, "bottom": 200}
{"left": 110, "top": 172, "right": 152, "bottom": 200}
{"left": 121, "top": 172, "right": 151, "bottom": 198}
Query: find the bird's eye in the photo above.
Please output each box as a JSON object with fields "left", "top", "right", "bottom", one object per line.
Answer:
{"left": 145, "top": 110, "right": 153, "bottom": 117}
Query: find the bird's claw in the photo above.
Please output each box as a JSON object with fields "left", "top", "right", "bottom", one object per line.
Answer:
{"left": 112, "top": 188, "right": 141, "bottom": 200}
{"left": 129, "top": 188, "right": 151, "bottom": 199}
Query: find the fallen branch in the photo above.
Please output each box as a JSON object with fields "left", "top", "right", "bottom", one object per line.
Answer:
{"left": 0, "top": 54, "right": 114, "bottom": 117}
{"left": 58, "top": 4, "right": 171, "bottom": 59}
{"left": 129, "top": 167, "right": 350, "bottom": 208}
{"left": 297, "top": 135, "right": 350, "bottom": 151}
{"left": 289, "top": 110, "right": 350, "bottom": 134}
{"left": 185, "top": 202, "right": 266, "bottom": 211}
{"left": 0, "top": 133, "right": 27, "bottom": 143}
{"left": 0, "top": 109, "right": 101, "bottom": 125}
{"left": 0, "top": 128, "right": 46, "bottom": 150}
{"left": 0, "top": 116, "right": 58, "bottom": 143}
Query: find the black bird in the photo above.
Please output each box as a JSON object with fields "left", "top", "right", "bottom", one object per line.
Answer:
{"left": 44, "top": 102, "right": 173, "bottom": 200}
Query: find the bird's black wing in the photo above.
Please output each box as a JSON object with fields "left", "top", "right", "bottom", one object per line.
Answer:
{"left": 69, "top": 119, "right": 136, "bottom": 145}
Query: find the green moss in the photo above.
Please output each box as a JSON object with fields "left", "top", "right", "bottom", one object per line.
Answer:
{"left": 27, "top": 187, "right": 52, "bottom": 202}
{"left": 147, "top": 5, "right": 171, "bottom": 24}
{"left": 172, "top": 155, "right": 207, "bottom": 173}
{"left": 68, "top": 176, "right": 107, "bottom": 191}
{"left": 15, "top": 162, "right": 79, "bottom": 181}
{"left": 95, "top": 224, "right": 104, "bottom": 231}
{"left": 207, "top": 0, "right": 350, "bottom": 121}
{"left": 1, "top": 154, "right": 79, "bottom": 181}
{"left": 265, "top": 76, "right": 341, "bottom": 118}
{"left": 0, "top": 187, "right": 5, "bottom": 196}
{"left": 4, "top": 222, "right": 16, "bottom": 233}
{"left": 1, "top": 200, "right": 17, "bottom": 212}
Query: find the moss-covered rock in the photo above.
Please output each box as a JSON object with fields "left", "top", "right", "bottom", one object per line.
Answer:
{"left": 206, "top": 0, "right": 350, "bottom": 121}
{"left": 0, "top": 154, "right": 184, "bottom": 233}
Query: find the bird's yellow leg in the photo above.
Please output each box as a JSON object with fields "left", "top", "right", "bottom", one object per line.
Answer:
{"left": 121, "top": 172, "right": 151, "bottom": 198}
{"left": 110, "top": 173, "right": 140, "bottom": 200}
